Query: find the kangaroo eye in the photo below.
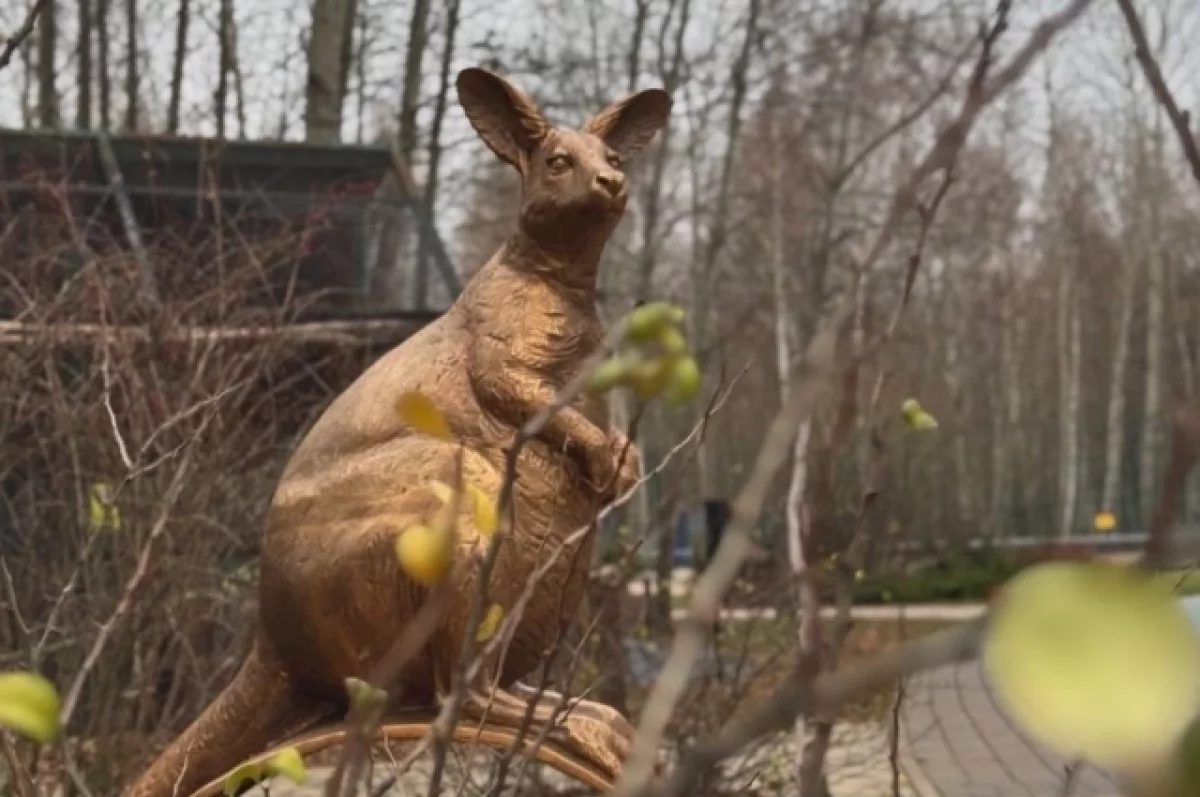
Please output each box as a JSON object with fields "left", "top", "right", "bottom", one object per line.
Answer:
{"left": 606, "top": 154, "right": 623, "bottom": 169}
{"left": 547, "top": 154, "right": 572, "bottom": 172}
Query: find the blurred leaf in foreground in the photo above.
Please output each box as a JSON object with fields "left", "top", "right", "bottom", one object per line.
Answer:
{"left": 900, "top": 398, "right": 938, "bottom": 431}
{"left": 222, "top": 746, "right": 307, "bottom": 795}
{"left": 0, "top": 671, "right": 61, "bottom": 744}
{"left": 984, "top": 561, "right": 1200, "bottom": 780}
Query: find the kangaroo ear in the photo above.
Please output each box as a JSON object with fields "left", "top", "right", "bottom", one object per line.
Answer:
{"left": 457, "top": 68, "right": 550, "bottom": 169}
{"left": 582, "top": 89, "right": 672, "bottom": 157}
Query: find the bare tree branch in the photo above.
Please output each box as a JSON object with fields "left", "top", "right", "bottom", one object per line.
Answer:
{"left": 0, "top": 0, "right": 44, "bottom": 73}
{"left": 613, "top": 1, "right": 1096, "bottom": 793}
{"left": 1114, "top": 0, "right": 1200, "bottom": 187}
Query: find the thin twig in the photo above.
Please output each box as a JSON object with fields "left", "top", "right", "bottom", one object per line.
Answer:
{"left": 58, "top": 444, "right": 196, "bottom": 727}
{"left": 0, "top": 0, "right": 44, "bottom": 72}
{"left": 101, "top": 344, "right": 135, "bottom": 470}
{"left": 1, "top": 732, "right": 35, "bottom": 797}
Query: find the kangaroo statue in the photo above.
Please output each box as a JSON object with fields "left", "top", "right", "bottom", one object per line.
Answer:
{"left": 128, "top": 67, "right": 671, "bottom": 796}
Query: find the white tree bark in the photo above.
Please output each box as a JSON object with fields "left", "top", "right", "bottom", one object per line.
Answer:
{"left": 1140, "top": 115, "right": 1165, "bottom": 522}
{"left": 1058, "top": 252, "right": 1081, "bottom": 538}
{"left": 764, "top": 106, "right": 814, "bottom": 782}
{"left": 304, "top": 0, "right": 354, "bottom": 143}
{"left": 1100, "top": 242, "right": 1137, "bottom": 515}
{"left": 943, "top": 281, "right": 972, "bottom": 527}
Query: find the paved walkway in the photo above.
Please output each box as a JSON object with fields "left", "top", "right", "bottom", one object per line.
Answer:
{"left": 668, "top": 603, "right": 988, "bottom": 623}
{"left": 900, "top": 659, "right": 1121, "bottom": 797}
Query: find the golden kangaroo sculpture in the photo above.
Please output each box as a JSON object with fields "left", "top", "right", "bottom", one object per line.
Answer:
{"left": 129, "top": 67, "right": 671, "bottom": 796}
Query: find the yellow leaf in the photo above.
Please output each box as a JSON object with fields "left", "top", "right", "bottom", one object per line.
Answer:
{"left": 909, "top": 411, "right": 938, "bottom": 431}
{"left": 395, "top": 524, "right": 454, "bottom": 585}
{"left": 1094, "top": 512, "right": 1117, "bottom": 532}
{"left": 587, "top": 356, "right": 634, "bottom": 395}
{"left": 396, "top": 392, "right": 452, "bottom": 441}
{"left": 657, "top": 325, "right": 688, "bottom": 356}
{"left": 88, "top": 481, "right": 121, "bottom": 533}
{"left": 663, "top": 355, "right": 701, "bottom": 405}
{"left": 984, "top": 562, "right": 1200, "bottom": 776}
{"left": 263, "top": 746, "right": 307, "bottom": 785}
{"left": 627, "top": 359, "right": 671, "bottom": 400}
{"left": 476, "top": 603, "right": 505, "bottom": 642}
{"left": 623, "top": 301, "right": 686, "bottom": 342}
{"left": 901, "top": 399, "right": 938, "bottom": 431}
{"left": 221, "top": 747, "right": 306, "bottom": 796}
{"left": 467, "top": 484, "right": 498, "bottom": 538}
{"left": 0, "top": 671, "right": 61, "bottom": 744}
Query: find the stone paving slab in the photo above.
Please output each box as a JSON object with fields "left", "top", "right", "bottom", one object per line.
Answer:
{"left": 900, "top": 659, "right": 1122, "bottom": 797}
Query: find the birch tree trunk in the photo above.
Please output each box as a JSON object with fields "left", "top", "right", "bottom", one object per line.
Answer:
{"left": 214, "top": 0, "right": 231, "bottom": 138}
{"left": 992, "top": 267, "right": 1023, "bottom": 536}
{"left": 304, "top": 0, "right": 354, "bottom": 143}
{"left": 1101, "top": 245, "right": 1136, "bottom": 516}
{"left": 1057, "top": 252, "right": 1081, "bottom": 538}
{"left": 123, "top": 0, "right": 137, "bottom": 131}
{"left": 1140, "top": 116, "right": 1165, "bottom": 522}
{"left": 415, "top": 0, "right": 461, "bottom": 309}
{"left": 691, "top": 0, "right": 759, "bottom": 513}
{"left": 944, "top": 284, "right": 972, "bottom": 528}
{"left": 77, "top": 0, "right": 92, "bottom": 128}
{"left": 97, "top": 0, "right": 110, "bottom": 129}
{"left": 166, "top": 0, "right": 188, "bottom": 133}
{"left": 396, "top": 0, "right": 431, "bottom": 162}
{"left": 37, "top": 0, "right": 59, "bottom": 127}
{"left": 765, "top": 101, "right": 815, "bottom": 788}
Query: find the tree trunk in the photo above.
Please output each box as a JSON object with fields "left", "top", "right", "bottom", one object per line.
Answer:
{"left": 1057, "top": 253, "right": 1081, "bottom": 538}
{"left": 214, "top": 0, "right": 231, "bottom": 138}
{"left": 944, "top": 289, "right": 972, "bottom": 528}
{"left": 231, "top": 17, "right": 246, "bottom": 137}
{"left": 414, "top": 0, "right": 461, "bottom": 310}
{"left": 123, "top": 0, "right": 137, "bottom": 131}
{"left": 991, "top": 272, "right": 1021, "bottom": 536}
{"left": 37, "top": 0, "right": 59, "bottom": 128}
{"left": 77, "top": 0, "right": 92, "bottom": 128}
{"left": 691, "top": 0, "right": 759, "bottom": 515}
{"left": 397, "top": 0, "right": 431, "bottom": 162}
{"left": 353, "top": 7, "right": 367, "bottom": 142}
{"left": 1140, "top": 118, "right": 1165, "bottom": 523}
{"left": 633, "top": 0, "right": 689, "bottom": 302}
{"left": 336, "top": 0, "right": 357, "bottom": 107}
{"left": 304, "top": 0, "right": 353, "bottom": 143}
{"left": 97, "top": 0, "right": 110, "bottom": 129}
{"left": 166, "top": 0, "right": 188, "bottom": 133}
{"left": 19, "top": 31, "right": 34, "bottom": 125}
{"left": 1100, "top": 246, "right": 1136, "bottom": 516}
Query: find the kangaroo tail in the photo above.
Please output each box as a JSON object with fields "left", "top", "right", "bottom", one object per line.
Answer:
{"left": 127, "top": 638, "right": 329, "bottom": 797}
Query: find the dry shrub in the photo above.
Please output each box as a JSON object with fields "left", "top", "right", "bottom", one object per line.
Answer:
{"left": 0, "top": 171, "right": 406, "bottom": 791}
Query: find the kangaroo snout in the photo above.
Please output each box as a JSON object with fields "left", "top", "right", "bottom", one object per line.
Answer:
{"left": 594, "top": 170, "right": 626, "bottom": 198}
